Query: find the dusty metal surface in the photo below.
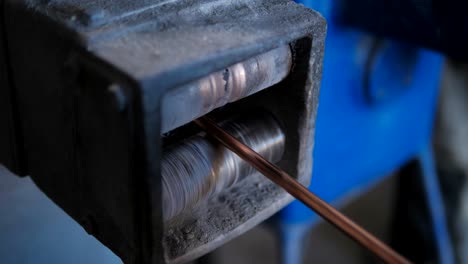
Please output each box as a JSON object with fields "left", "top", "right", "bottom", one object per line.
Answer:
{"left": 162, "top": 36, "right": 321, "bottom": 261}
{"left": 1, "top": 0, "right": 326, "bottom": 263}
{"left": 194, "top": 116, "right": 410, "bottom": 264}
{"left": 162, "top": 112, "right": 285, "bottom": 221}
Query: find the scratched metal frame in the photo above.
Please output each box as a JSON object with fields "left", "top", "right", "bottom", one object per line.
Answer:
{"left": 0, "top": 0, "right": 325, "bottom": 263}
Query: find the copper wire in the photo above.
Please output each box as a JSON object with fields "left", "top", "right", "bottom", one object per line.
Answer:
{"left": 194, "top": 116, "right": 411, "bottom": 264}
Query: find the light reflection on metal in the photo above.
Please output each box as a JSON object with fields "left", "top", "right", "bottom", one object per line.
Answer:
{"left": 161, "top": 112, "right": 285, "bottom": 221}
{"left": 194, "top": 116, "right": 411, "bottom": 264}
{"left": 161, "top": 45, "right": 292, "bottom": 134}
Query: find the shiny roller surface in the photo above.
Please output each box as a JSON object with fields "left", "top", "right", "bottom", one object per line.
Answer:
{"left": 194, "top": 116, "right": 412, "bottom": 264}
{"left": 160, "top": 45, "right": 292, "bottom": 134}
{"left": 161, "top": 113, "right": 285, "bottom": 221}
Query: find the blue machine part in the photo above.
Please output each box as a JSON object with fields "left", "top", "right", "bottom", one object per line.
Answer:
{"left": 420, "top": 146, "right": 455, "bottom": 264}
{"left": 276, "top": 0, "right": 445, "bottom": 263}
{"left": 281, "top": 0, "right": 443, "bottom": 224}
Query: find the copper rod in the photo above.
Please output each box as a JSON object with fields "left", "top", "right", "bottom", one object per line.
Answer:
{"left": 194, "top": 116, "right": 411, "bottom": 264}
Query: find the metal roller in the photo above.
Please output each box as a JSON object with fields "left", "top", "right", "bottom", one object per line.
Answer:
{"left": 161, "top": 112, "right": 285, "bottom": 221}
{"left": 160, "top": 45, "right": 292, "bottom": 134}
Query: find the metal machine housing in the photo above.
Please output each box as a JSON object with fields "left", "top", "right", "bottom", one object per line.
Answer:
{"left": 0, "top": 0, "right": 326, "bottom": 263}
